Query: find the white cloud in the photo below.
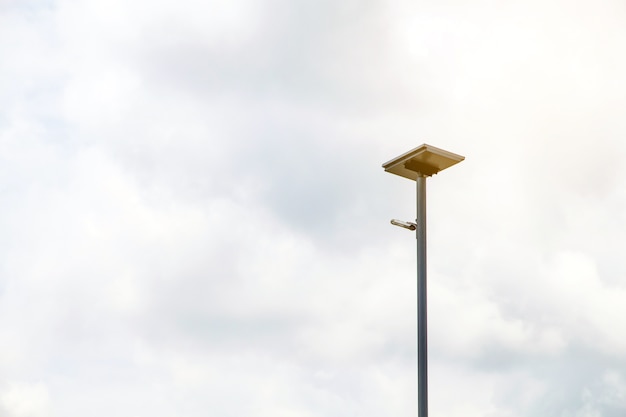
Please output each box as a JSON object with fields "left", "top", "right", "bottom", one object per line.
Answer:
{"left": 2, "top": 0, "right": 626, "bottom": 415}
{"left": 0, "top": 382, "right": 50, "bottom": 417}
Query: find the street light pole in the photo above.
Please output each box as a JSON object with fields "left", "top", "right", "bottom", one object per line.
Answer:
{"left": 416, "top": 175, "right": 428, "bottom": 417}
{"left": 383, "top": 144, "right": 464, "bottom": 417}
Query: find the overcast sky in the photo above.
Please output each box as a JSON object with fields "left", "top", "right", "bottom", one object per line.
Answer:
{"left": 2, "top": 0, "right": 626, "bottom": 416}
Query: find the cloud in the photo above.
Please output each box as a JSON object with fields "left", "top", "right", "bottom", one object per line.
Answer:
{"left": 2, "top": 0, "right": 626, "bottom": 416}
{"left": 0, "top": 381, "right": 50, "bottom": 417}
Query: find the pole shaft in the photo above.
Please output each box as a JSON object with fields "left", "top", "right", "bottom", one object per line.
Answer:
{"left": 416, "top": 175, "right": 428, "bottom": 417}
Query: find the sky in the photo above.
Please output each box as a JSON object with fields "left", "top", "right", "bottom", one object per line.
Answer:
{"left": 2, "top": 0, "right": 626, "bottom": 416}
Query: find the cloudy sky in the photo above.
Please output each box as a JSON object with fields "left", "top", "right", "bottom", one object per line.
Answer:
{"left": 2, "top": 0, "right": 626, "bottom": 416}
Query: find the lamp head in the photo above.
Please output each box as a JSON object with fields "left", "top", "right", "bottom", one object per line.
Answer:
{"left": 390, "top": 219, "right": 417, "bottom": 231}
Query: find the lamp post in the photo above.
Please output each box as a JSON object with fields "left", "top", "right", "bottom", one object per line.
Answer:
{"left": 382, "top": 144, "right": 464, "bottom": 417}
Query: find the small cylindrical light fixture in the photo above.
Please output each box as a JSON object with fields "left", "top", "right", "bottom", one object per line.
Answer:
{"left": 391, "top": 219, "right": 417, "bottom": 231}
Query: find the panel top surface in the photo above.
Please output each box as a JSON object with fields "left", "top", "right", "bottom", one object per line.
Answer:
{"left": 382, "top": 144, "right": 464, "bottom": 180}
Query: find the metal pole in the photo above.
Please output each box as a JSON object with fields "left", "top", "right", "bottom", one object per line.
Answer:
{"left": 416, "top": 175, "right": 428, "bottom": 417}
